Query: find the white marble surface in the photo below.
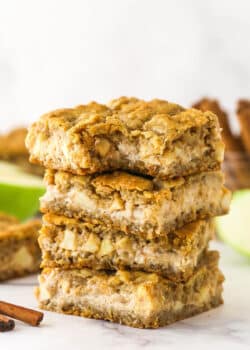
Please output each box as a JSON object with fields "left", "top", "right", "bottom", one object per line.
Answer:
{"left": 1, "top": 0, "right": 250, "bottom": 131}
{"left": 0, "top": 242, "right": 250, "bottom": 350}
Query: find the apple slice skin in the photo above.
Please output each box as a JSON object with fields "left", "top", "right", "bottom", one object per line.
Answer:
{"left": 0, "top": 183, "right": 45, "bottom": 221}
{"left": 216, "top": 189, "right": 250, "bottom": 258}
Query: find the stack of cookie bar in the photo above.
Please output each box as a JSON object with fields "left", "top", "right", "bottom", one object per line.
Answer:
{"left": 26, "top": 97, "right": 231, "bottom": 328}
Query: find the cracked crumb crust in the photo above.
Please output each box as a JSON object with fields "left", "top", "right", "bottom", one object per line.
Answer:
{"left": 26, "top": 96, "right": 224, "bottom": 179}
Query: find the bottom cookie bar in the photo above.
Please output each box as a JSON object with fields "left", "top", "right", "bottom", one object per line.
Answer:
{"left": 0, "top": 214, "right": 41, "bottom": 281}
{"left": 37, "top": 251, "right": 224, "bottom": 328}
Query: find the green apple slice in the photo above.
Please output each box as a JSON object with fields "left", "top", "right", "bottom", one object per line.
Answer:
{"left": 0, "top": 161, "right": 45, "bottom": 220}
{"left": 216, "top": 189, "right": 250, "bottom": 257}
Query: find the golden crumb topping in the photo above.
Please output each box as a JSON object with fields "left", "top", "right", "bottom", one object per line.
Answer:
{"left": 31, "top": 97, "right": 218, "bottom": 141}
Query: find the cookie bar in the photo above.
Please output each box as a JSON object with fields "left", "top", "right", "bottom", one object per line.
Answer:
{"left": 0, "top": 214, "right": 41, "bottom": 281}
{"left": 41, "top": 170, "right": 231, "bottom": 238}
{"left": 0, "top": 212, "right": 19, "bottom": 230}
{"left": 26, "top": 97, "right": 224, "bottom": 179}
{"left": 36, "top": 251, "right": 224, "bottom": 329}
{"left": 0, "top": 128, "right": 43, "bottom": 176}
{"left": 39, "top": 214, "right": 213, "bottom": 280}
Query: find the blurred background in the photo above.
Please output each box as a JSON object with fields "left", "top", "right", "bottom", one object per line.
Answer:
{"left": 1, "top": 0, "right": 250, "bottom": 131}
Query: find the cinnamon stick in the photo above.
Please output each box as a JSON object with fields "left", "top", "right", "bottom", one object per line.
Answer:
{"left": 193, "top": 98, "right": 244, "bottom": 152}
{"left": 0, "top": 301, "right": 43, "bottom": 326}
{"left": 237, "top": 99, "right": 250, "bottom": 155}
{"left": 0, "top": 314, "right": 15, "bottom": 332}
{"left": 223, "top": 152, "right": 250, "bottom": 191}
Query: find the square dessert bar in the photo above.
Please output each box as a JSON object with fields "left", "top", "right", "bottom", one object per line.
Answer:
{"left": 26, "top": 97, "right": 224, "bottom": 179}
{"left": 0, "top": 128, "right": 43, "bottom": 176}
{"left": 0, "top": 128, "right": 28, "bottom": 162}
{"left": 36, "top": 251, "right": 224, "bottom": 329}
{"left": 0, "top": 213, "right": 41, "bottom": 281}
{"left": 41, "top": 170, "right": 231, "bottom": 239}
{"left": 39, "top": 214, "right": 213, "bottom": 281}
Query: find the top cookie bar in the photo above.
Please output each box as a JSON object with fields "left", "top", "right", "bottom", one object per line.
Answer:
{"left": 26, "top": 97, "right": 224, "bottom": 178}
